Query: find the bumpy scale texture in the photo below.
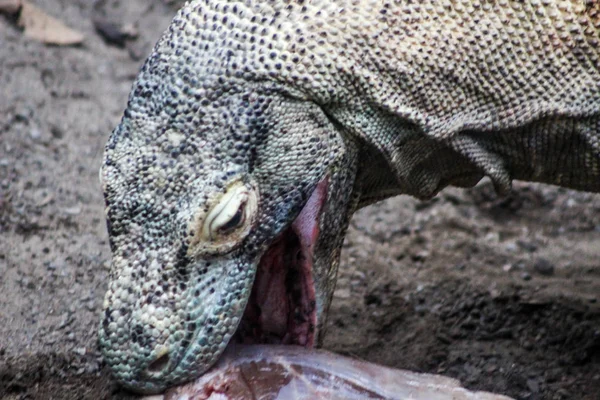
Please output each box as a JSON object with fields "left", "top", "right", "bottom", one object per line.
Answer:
{"left": 99, "top": 0, "right": 600, "bottom": 393}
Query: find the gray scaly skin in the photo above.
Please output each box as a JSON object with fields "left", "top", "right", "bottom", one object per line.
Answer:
{"left": 99, "top": 0, "right": 600, "bottom": 393}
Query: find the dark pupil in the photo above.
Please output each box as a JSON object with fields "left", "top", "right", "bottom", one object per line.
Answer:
{"left": 219, "top": 207, "right": 244, "bottom": 232}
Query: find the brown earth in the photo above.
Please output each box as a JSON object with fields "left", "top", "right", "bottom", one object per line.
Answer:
{"left": 1, "top": 1, "right": 599, "bottom": 399}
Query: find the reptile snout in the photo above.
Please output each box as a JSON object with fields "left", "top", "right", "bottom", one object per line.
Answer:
{"left": 98, "top": 248, "right": 257, "bottom": 393}
{"left": 97, "top": 261, "right": 193, "bottom": 392}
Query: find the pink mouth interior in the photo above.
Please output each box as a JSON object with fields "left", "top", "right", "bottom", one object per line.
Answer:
{"left": 235, "top": 179, "right": 329, "bottom": 348}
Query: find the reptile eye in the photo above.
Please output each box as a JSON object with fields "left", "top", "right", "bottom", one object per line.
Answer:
{"left": 205, "top": 196, "right": 247, "bottom": 240}
{"left": 189, "top": 179, "right": 258, "bottom": 255}
{"left": 217, "top": 205, "right": 245, "bottom": 234}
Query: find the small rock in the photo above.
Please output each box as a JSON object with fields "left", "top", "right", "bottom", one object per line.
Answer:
{"left": 533, "top": 258, "right": 554, "bottom": 276}
{"left": 93, "top": 16, "right": 138, "bottom": 47}
{"left": 50, "top": 124, "right": 64, "bottom": 139}
{"left": 63, "top": 205, "right": 81, "bottom": 215}
{"left": 521, "top": 272, "right": 532, "bottom": 281}
{"left": 44, "top": 261, "right": 58, "bottom": 270}
{"left": 484, "top": 232, "right": 499, "bottom": 243}
{"left": 504, "top": 242, "right": 518, "bottom": 252}
{"left": 517, "top": 240, "right": 537, "bottom": 252}
{"left": 514, "top": 261, "right": 526, "bottom": 270}
{"left": 334, "top": 288, "right": 351, "bottom": 299}
{"left": 351, "top": 271, "right": 366, "bottom": 280}
{"left": 29, "top": 126, "right": 41, "bottom": 140}
{"left": 411, "top": 250, "right": 429, "bottom": 262}
{"left": 74, "top": 347, "right": 87, "bottom": 356}
{"left": 120, "top": 22, "right": 139, "bottom": 39}
{"left": 58, "top": 313, "right": 71, "bottom": 329}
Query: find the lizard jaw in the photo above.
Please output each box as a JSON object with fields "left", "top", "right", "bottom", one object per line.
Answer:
{"left": 235, "top": 178, "right": 329, "bottom": 348}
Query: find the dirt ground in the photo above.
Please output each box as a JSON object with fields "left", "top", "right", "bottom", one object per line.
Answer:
{"left": 1, "top": 1, "right": 599, "bottom": 399}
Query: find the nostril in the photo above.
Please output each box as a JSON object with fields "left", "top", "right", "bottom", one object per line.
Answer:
{"left": 147, "top": 349, "right": 170, "bottom": 373}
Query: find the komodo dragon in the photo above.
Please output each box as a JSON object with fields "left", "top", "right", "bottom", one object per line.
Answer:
{"left": 98, "top": 0, "right": 600, "bottom": 393}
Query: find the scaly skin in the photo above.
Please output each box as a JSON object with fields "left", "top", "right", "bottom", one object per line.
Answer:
{"left": 99, "top": 0, "right": 600, "bottom": 393}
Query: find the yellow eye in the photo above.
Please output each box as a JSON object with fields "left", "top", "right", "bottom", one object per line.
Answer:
{"left": 189, "top": 180, "right": 258, "bottom": 255}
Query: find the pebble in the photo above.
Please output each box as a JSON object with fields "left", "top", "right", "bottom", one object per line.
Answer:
{"left": 521, "top": 272, "right": 532, "bottom": 281}
{"left": 504, "top": 242, "right": 518, "bottom": 252}
{"left": 63, "top": 205, "right": 82, "bottom": 215}
{"left": 533, "top": 258, "right": 554, "bottom": 276}
{"left": 45, "top": 261, "right": 58, "bottom": 270}
{"left": 411, "top": 250, "right": 429, "bottom": 261}
{"left": 74, "top": 347, "right": 87, "bottom": 356}
{"left": 58, "top": 313, "right": 72, "bottom": 329}
{"left": 517, "top": 240, "right": 537, "bottom": 252}
{"left": 93, "top": 17, "right": 136, "bottom": 47}
{"left": 334, "top": 288, "right": 351, "bottom": 299}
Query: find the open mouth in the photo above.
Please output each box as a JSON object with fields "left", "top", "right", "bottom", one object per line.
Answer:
{"left": 234, "top": 178, "right": 329, "bottom": 348}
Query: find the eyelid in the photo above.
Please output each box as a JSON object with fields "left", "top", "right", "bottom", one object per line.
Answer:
{"left": 203, "top": 191, "right": 248, "bottom": 240}
{"left": 188, "top": 179, "right": 258, "bottom": 256}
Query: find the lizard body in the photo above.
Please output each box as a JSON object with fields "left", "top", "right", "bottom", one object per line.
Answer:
{"left": 99, "top": 0, "right": 600, "bottom": 393}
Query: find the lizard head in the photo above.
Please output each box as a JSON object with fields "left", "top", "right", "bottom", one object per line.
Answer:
{"left": 97, "top": 36, "right": 359, "bottom": 392}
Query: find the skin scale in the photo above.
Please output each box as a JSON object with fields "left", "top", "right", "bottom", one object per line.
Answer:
{"left": 98, "top": 0, "right": 600, "bottom": 394}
